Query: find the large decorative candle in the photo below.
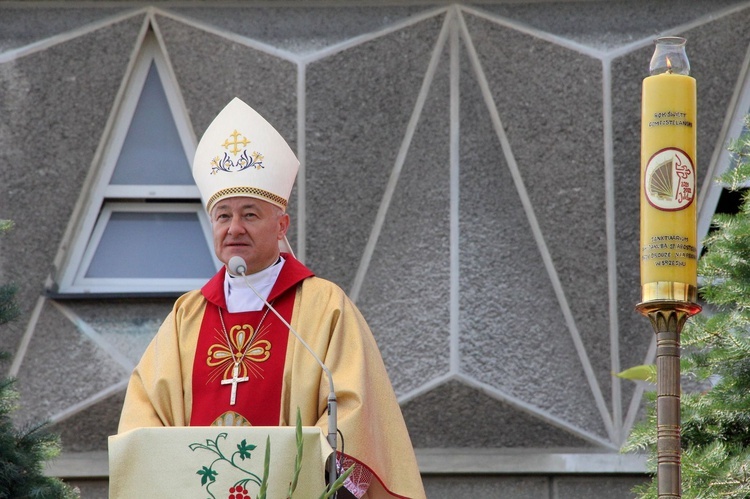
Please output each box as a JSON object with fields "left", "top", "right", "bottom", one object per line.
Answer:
{"left": 641, "top": 36, "right": 697, "bottom": 304}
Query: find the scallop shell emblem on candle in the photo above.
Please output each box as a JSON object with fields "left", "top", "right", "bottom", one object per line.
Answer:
{"left": 644, "top": 147, "right": 695, "bottom": 211}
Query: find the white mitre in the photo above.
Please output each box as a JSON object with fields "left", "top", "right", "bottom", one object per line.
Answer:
{"left": 192, "top": 97, "right": 299, "bottom": 213}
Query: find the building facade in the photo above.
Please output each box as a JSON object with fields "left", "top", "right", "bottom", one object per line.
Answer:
{"left": 1, "top": 1, "right": 750, "bottom": 497}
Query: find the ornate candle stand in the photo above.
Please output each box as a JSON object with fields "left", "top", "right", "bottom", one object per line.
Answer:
{"left": 638, "top": 35, "right": 700, "bottom": 498}
{"left": 636, "top": 284, "right": 701, "bottom": 498}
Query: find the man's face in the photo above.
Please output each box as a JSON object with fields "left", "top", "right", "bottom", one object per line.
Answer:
{"left": 211, "top": 196, "right": 290, "bottom": 274}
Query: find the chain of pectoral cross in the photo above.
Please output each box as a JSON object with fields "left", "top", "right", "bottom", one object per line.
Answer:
{"left": 217, "top": 305, "right": 271, "bottom": 405}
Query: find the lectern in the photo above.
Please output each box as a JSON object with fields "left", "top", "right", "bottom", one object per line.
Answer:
{"left": 109, "top": 426, "right": 333, "bottom": 498}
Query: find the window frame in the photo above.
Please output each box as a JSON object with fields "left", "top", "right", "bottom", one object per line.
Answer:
{"left": 67, "top": 202, "right": 217, "bottom": 295}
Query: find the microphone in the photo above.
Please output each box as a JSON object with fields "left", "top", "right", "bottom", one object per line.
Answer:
{"left": 230, "top": 258, "right": 248, "bottom": 275}
{"left": 227, "top": 256, "right": 339, "bottom": 486}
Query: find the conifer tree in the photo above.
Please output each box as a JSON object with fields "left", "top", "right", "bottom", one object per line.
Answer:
{"left": 0, "top": 220, "right": 79, "bottom": 499}
{"left": 624, "top": 116, "right": 750, "bottom": 498}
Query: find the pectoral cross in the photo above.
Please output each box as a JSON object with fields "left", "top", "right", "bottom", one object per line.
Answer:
{"left": 221, "top": 363, "right": 249, "bottom": 405}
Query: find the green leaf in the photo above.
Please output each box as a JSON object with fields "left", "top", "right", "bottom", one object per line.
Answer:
{"left": 197, "top": 466, "right": 217, "bottom": 486}
{"left": 257, "top": 435, "right": 271, "bottom": 499}
{"left": 616, "top": 364, "right": 657, "bottom": 383}
{"left": 288, "top": 408, "right": 304, "bottom": 497}
{"left": 318, "top": 465, "right": 355, "bottom": 499}
{"left": 237, "top": 438, "right": 256, "bottom": 460}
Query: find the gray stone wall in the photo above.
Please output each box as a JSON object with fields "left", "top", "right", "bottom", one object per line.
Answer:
{"left": 2, "top": 1, "right": 749, "bottom": 497}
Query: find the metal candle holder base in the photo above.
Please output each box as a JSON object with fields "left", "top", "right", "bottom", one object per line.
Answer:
{"left": 635, "top": 299, "right": 701, "bottom": 499}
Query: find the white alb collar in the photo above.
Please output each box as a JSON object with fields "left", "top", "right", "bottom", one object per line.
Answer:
{"left": 224, "top": 256, "right": 285, "bottom": 313}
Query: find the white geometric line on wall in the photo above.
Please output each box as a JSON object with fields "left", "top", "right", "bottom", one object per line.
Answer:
{"left": 296, "top": 63, "right": 308, "bottom": 261}
{"left": 298, "top": 6, "right": 449, "bottom": 65}
{"left": 398, "top": 372, "right": 453, "bottom": 406}
{"left": 459, "top": 5, "right": 605, "bottom": 60}
{"left": 153, "top": 7, "right": 298, "bottom": 63}
{"left": 48, "top": 380, "right": 129, "bottom": 426}
{"left": 349, "top": 9, "right": 453, "bottom": 303}
{"left": 50, "top": 301, "right": 135, "bottom": 373}
{"left": 601, "top": 57, "right": 624, "bottom": 442}
{"left": 605, "top": 35, "right": 663, "bottom": 63}
{"left": 0, "top": 8, "right": 145, "bottom": 64}
{"left": 455, "top": 373, "right": 617, "bottom": 449}
{"left": 150, "top": 10, "right": 198, "bottom": 146}
{"left": 457, "top": 9, "right": 616, "bottom": 443}
{"left": 605, "top": 3, "right": 748, "bottom": 62}
{"left": 8, "top": 296, "right": 45, "bottom": 377}
{"left": 449, "top": 17, "right": 461, "bottom": 373}
{"left": 397, "top": 372, "right": 616, "bottom": 449}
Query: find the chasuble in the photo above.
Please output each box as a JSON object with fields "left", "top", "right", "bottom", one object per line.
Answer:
{"left": 118, "top": 254, "right": 425, "bottom": 499}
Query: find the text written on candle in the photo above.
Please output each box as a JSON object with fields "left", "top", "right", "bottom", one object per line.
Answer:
{"left": 641, "top": 235, "right": 696, "bottom": 267}
{"left": 649, "top": 111, "right": 693, "bottom": 128}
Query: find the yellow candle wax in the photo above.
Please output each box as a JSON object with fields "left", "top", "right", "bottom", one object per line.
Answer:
{"left": 640, "top": 71, "right": 697, "bottom": 302}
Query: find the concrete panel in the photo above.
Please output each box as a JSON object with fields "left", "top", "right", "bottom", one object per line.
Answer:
{"left": 457, "top": 33, "right": 607, "bottom": 439}
{"left": 51, "top": 391, "right": 125, "bottom": 453}
{"left": 13, "top": 300, "right": 129, "bottom": 424}
{"left": 472, "top": 0, "right": 744, "bottom": 50}
{"left": 402, "top": 380, "right": 596, "bottom": 448}
{"left": 64, "top": 299, "right": 174, "bottom": 365}
{"left": 0, "top": 6, "right": 134, "bottom": 52}
{"left": 169, "top": 5, "right": 433, "bottom": 55}
{"left": 305, "top": 13, "right": 446, "bottom": 288}
{"left": 0, "top": 15, "right": 143, "bottom": 355}
{"left": 356, "top": 33, "right": 451, "bottom": 394}
{"left": 462, "top": 12, "right": 613, "bottom": 421}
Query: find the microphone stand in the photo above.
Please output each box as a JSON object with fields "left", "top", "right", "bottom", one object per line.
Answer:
{"left": 228, "top": 256, "right": 339, "bottom": 491}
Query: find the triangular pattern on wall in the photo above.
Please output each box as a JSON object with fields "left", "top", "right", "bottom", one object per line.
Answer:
{"left": 400, "top": 379, "right": 599, "bottom": 448}
{"left": 169, "top": 5, "right": 437, "bottom": 56}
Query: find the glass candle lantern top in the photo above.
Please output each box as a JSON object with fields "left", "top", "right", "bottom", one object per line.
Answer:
{"left": 649, "top": 36, "right": 690, "bottom": 76}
